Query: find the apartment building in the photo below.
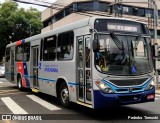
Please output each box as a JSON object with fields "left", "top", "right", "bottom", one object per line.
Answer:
{"left": 41, "top": 0, "right": 160, "bottom": 43}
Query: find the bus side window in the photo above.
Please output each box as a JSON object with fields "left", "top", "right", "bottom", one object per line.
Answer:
{"left": 57, "top": 31, "right": 74, "bottom": 60}
{"left": 15, "top": 45, "right": 23, "bottom": 62}
{"left": 86, "top": 38, "right": 90, "bottom": 68}
{"left": 23, "top": 42, "right": 30, "bottom": 62}
{"left": 43, "top": 35, "right": 56, "bottom": 61}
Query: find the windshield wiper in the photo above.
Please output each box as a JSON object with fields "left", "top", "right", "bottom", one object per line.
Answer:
{"left": 133, "top": 35, "right": 141, "bottom": 49}
{"left": 110, "top": 33, "right": 125, "bottom": 50}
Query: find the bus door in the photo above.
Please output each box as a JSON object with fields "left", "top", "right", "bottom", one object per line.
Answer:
{"left": 10, "top": 50, "right": 14, "bottom": 82}
{"left": 77, "top": 35, "right": 92, "bottom": 104}
{"left": 31, "top": 46, "right": 39, "bottom": 89}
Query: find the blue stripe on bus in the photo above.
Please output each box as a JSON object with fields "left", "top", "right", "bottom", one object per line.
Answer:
{"left": 38, "top": 77, "right": 56, "bottom": 82}
{"left": 5, "top": 72, "right": 16, "bottom": 75}
{"left": 5, "top": 72, "right": 79, "bottom": 86}
{"left": 23, "top": 75, "right": 34, "bottom": 78}
{"left": 68, "top": 82, "right": 79, "bottom": 85}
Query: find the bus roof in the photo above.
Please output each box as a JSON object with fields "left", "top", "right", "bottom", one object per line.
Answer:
{"left": 6, "top": 16, "right": 146, "bottom": 48}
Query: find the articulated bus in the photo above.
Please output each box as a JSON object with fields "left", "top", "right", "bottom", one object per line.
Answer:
{"left": 5, "top": 16, "right": 155, "bottom": 109}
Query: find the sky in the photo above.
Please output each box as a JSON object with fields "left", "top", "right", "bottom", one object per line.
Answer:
{"left": 1, "top": 0, "right": 57, "bottom": 11}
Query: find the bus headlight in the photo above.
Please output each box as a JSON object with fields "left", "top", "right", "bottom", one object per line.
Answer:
{"left": 145, "top": 80, "right": 155, "bottom": 91}
{"left": 95, "top": 80, "right": 114, "bottom": 93}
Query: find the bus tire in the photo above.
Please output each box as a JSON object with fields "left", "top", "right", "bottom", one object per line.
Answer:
{"left": 59, "top": 82, "right": 70, "bottom": 107}
{"left": 17, "top": 76, "right": 23, "bottom": 91}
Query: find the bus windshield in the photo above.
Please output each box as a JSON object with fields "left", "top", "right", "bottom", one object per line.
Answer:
{"left": 95, "top": 34, "right": 153, "bottom": 75}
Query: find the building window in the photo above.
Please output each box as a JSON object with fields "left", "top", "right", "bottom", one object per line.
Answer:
{"left": 43, "top": 35, "right": 57, "bottom": 61}
{"left": 57, "top": 31, "right": 74, "bottom": 60}
{"left": 122, "top": 6, "right": 132, "bottom": 15}
{"left": 158, "top": 11, "right": 160, "bottom": 19}
{"left": 132, "top": 8, "right": 138, "bottom": 16}
{"left": 65, "top": 6, "right": 72, "bottom": 16}
{"left": 15, "top": 45, "right": 23, "bottom": 62}
{"left": 158, "top": 30, "right": 160, "bottom": 39}
{"left": 145, "top": 9, "right": 153, "bottom": 18}
{"left": 138, "top": 8, "right": 145, "bottom": 17}
{"left": 99, "top": 2, "right": 109, "bottom": 12}
{"left": 77, "top": 2, "right": 94, "bottom": 11}
{"left": 43, "top": 18, "right": 52, "bottom": 28}
{"left": 23, "top": 42, "right": 30, "bottom": 62}
{"left": 55, "top": 11, "right": 64, "bottom": 21}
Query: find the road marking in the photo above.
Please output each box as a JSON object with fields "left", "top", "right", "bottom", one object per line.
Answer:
{"left": 0, "top": 82, "right": 3, "bottom": 83}
{"left": 27, "top": 95, "right": 61, "bottom": 111}
{"left": 0, "top": 91, "right": 26, "bottom": 96}
{"left": 0, "top": 89, "right": 19, "bottom": 94}
{"left": 155, "top": 94, "right": 160, "bottom": 100}
{"left": 1, "top": 97, "right": 28, "bottom": 114}
{"left": 155, "top": 94, "right": 160, "bottom": 97}
{"left": 155, "top": 98, "right": 159, "bottom": 100}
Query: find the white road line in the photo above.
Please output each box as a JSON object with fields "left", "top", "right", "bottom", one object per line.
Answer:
{"left": 155, "top": 94, "right": 160, "bottom": 97}
{"left": 0, "top": 82, "right": 3, "bottom": 83}
{"left": 27, "top": 95, "right": 61, "bottom": 111}
{"left": 155, "top": 98, "right": 159, "bottom": 100}
{"left": 1, "top": 97, "right": 28, "bottom": 114}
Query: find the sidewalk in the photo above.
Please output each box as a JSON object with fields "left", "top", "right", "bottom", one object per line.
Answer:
{"left": 155, "top": 88, "right": 160, "bottom": 95}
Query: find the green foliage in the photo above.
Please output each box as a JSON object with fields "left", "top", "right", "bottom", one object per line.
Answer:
{"left": 0, "top": 0, "right": 43, "bottom": 61}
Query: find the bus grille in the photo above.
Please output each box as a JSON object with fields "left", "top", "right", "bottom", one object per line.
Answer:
{"left": 109, "top": 78, "right": 148, "bottom": 86}
{"left": 119, "top": 94, "right": 141, "bottom": 103}
{"left": 115, "top": 87, "right": 143, "bottom": 93}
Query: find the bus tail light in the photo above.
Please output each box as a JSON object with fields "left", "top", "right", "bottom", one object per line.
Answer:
{"left": 95, "top": 80, "right": 114, "bottom": 93}
{"left": 147, "top": 94, "right": 155, "bottom": 100}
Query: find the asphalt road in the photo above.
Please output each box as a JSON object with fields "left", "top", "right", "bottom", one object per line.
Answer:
{"left": 0, "top": 78, "right": 160, "bottom": 123}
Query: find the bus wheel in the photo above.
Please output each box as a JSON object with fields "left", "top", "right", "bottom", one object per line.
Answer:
{"left": 17, "top": 77, "right": 23, "bottom": 90}
{"left": 59, "top": 82, "right": 70, "bottom": 107}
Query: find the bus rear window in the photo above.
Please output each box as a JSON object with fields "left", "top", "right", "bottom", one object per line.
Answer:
{"left": 5, "top": 48, "right": 10, "bottom": 62}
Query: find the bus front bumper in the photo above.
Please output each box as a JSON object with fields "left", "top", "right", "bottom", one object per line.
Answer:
{"left": 93, "top": 87, "right": 155, "bottom": 109}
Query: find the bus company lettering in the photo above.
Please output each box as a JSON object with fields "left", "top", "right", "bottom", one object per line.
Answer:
{"left": 107, "top": 24, "right": 138, "bottom": 32}
{"left": 44, "top": 65, "right": 58, "bottom": 73}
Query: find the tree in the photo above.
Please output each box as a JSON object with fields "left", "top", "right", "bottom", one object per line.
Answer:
{"left": 0, "top": 0, "right": 43, "bottom": 61}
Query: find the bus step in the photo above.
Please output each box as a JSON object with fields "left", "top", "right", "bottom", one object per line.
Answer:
{"left": 31, "top": 88, "right": 39, "bottom": 93}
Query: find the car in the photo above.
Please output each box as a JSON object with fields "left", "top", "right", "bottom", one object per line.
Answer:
{"left": 0, "top": 64, "right": 5, "bottom": 77}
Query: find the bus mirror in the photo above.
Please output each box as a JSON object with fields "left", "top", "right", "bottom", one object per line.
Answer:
{"left": 154, "top": 44, "right": 160, "bottom": 59}
{"left": 93, "top": 39, "right": 99, "bottom": 52}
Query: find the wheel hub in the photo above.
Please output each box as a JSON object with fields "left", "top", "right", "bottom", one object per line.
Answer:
{"left": 61, "top": 88, "right": 69, "bottom": 103}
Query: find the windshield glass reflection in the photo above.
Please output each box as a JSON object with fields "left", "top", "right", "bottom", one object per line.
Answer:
{"left": 95, "top": 34, "right": 153, "bottom": 75}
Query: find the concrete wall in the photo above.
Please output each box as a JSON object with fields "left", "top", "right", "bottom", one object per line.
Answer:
{"left": 41, "top": 13, "right": 89, "bottom": 33}
{"left": 41, "top": 0, "right": 160, "bottom": 32}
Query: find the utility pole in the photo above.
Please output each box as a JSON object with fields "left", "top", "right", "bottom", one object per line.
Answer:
{"left": 152, "top": 0, "right": 159, "bottom": 89}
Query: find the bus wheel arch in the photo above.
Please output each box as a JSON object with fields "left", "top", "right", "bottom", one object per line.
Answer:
{"left": 17, "top": 73, "right": 23, "bottom": 90}
{"left": 56, "top": 78, "right": 70, "bottom": 107}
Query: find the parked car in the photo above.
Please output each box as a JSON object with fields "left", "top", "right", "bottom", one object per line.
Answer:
{"left": 0, "top": 64, "right": 5, "bottom": 77}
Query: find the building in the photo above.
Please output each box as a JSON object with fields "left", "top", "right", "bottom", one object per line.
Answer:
{"left": 41, "top": 0, "right": 160, "bottom": 43}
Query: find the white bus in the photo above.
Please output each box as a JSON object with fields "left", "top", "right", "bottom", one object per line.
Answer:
{"left": 5, "top": 16, "right": 155, "bottom": 109}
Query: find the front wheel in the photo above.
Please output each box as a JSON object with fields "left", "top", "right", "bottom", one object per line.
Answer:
{"left": 17, "top": 77, "right": 23, "bottom": 91}
{"left": 59, "top": 82, "right": 70, "bottom": 107}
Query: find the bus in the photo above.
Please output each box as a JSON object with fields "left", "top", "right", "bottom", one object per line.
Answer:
{"left": 5, "top": 16, "right": 155, "bottom": 109}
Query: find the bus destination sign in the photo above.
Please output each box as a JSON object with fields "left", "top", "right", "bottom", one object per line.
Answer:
{"left": 107, "top": 23, "right": 138, "bottom": 32}
{"left": 94, "top": 19, "right": 144, "bottom": 33}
